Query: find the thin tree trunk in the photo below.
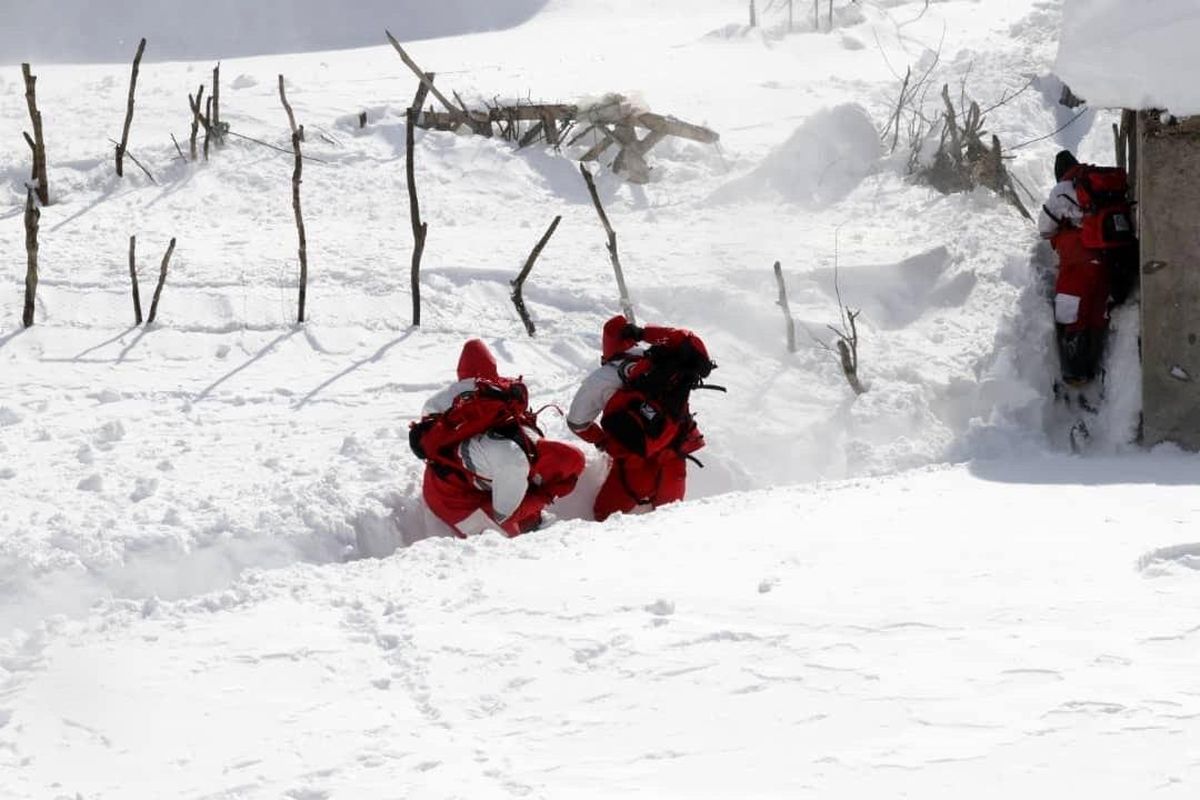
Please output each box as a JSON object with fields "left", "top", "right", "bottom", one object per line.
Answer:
{"left": 21, "top": 64, "right": 49, "bottom": 205}
{"left": 788, "top": 0, "right": 794, "bottom": 32}
{"left": 116, "top": 38, "right": 147, "bottom": 178}
{"left": 773, "top": 261, "right": 797, "bottom": 353}
{"left": 22, "top": 188, "right": 40, "bottom": 328}
{"left": 406, "top": 107, "right": 427, "bottom": 327}
{"left": 749, "top": 0, "right": 757, "bottom": 27}
{"left": 146, "top": 237, "right": 176, "bottom": 325}
{"left": 129, "top": 235, "right": 143, "bottom": 325}
{"left": 580, "top": 164, "right": 635, "bottom": 324}
{"left": 511, "top": 216, "right": 562, "bottom": 337}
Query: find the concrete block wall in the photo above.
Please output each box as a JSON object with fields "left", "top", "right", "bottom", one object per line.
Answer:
{"left": 1138, "top": 112, "right": 1200, "bottom": 449}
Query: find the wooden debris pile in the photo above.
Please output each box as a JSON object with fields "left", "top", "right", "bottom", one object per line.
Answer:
{"left": 386, "top": 32, "right": 719, "bottom": 184}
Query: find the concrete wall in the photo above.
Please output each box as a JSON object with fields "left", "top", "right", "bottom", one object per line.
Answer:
{"left": 1138, "top": 112, "right": 1200, "bottom": 449}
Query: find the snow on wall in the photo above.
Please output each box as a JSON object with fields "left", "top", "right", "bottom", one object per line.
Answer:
{"left": 1056, "top": 0, "right": 1200, "bottom": 114}
{"left": 0, "top": 0, "right": 549, "bottom": 64}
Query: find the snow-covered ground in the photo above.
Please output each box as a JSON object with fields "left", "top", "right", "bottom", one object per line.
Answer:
{"left": 1, "top": 0, "right": 1195, "bottom": 796}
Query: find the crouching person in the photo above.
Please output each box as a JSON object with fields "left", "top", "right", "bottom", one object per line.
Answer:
{"left": 411, "top": 339, "right": 585, "bottom": 538}
{"left": 568, "top": 315, "right": 721, "bottom": 522}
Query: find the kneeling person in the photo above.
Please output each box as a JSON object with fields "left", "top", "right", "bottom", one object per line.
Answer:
{"left": 567, "top": 316, "right": 720, "bottom": 522}
{"left": 412, "top": 340, "right": 584, "bottom": 538}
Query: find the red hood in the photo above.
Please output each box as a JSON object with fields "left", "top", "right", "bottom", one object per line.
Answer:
{"left": 457, "top": 339, "right": 499, "bottom": 381}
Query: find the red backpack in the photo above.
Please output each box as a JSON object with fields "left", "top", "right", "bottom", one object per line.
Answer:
{"left": 600, "top": 331, "right": 722, "bottom": 462}
{"left": 410, "top": 377, "right": 538, "bottom": 475}
{"left": 1071, "top": 165, "right": 1136, "bottom": 250}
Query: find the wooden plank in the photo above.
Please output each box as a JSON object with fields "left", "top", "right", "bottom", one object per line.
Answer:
{"left": 542, "top": 111, "right": 560, "bottom": 145}
{"left": 636, "top": 112, "right": 719, "bottom": 143}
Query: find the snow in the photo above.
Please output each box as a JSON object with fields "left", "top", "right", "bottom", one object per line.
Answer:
{"left": 1, "top": 0, "right": 1195, "bottom": 796}
{"left": 1056, "top": 0, "right": 1200, "bottom": 114}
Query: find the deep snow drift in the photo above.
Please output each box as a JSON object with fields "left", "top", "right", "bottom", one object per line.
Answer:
{"left": 1, "top": 0, "right": 1192, "bottom": 796}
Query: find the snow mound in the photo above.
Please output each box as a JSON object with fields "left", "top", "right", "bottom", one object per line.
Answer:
{"left": 709, "top": 104, "right": 880, "bottom": 207}
{"left": 1056, "top": 0, "right": 1200, "bottom": 114}
{"left": 0, "top": 0, "right": 550, "bottom": 64}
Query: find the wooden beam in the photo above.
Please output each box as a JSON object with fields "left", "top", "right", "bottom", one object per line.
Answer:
{"left": 635, "top": 112, "right": 719, "bottom": 144}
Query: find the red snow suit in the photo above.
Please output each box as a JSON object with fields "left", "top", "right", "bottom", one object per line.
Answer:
{"left": 569, "top": 316, "right": 712, "bottom": 523}
{"left": 1047, "top": 165, "right": 1110, "bottom": 334}
{"left": 418, "top": 340, "right": 584, "bottom": 537}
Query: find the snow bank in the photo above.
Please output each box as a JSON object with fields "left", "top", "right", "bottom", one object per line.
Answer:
{"left": 1056, "top": 0, "right": 1200, "bottom": 114}
{"left": 709, "top": 104, "right": 880, "bottom": 207}
{"left": 0, "top": 0, "right": 549, "bottom": 64}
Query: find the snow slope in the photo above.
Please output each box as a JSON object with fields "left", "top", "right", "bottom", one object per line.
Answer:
{"left": 5, "top": 462, "right": 1200, "bottom": 798}
{"left": 1, "top": 0, "right": 1189, "bottom": 796}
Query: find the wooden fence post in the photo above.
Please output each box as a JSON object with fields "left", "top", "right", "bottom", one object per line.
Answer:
{"left": 21, "top": 64, "right": 49, "bottom": 205}
{"left": 580, "top": 164, "right": 635, "bottom": 324}
{"left": 773, "top": 261, "right": 797, "bottom": 353}
{"left": 146, "top": 238, "right": 176, "bottom": 325}
{"left": 511, "top": 216, "right": 562, "bottom": 337}
{"left": 22, "top": 188, "right": 40, "bottom": 328}
{"left": 129, "top": 235, "right": 143, "bottom": 325}
{"left": 115, "top": 38, "right": 147, "bottom": 178}
{"left": 406, "top": 107, "right": 428, "bottom": 327}
{"left": 280, "top": 76, "right": 308, "bottom": 323}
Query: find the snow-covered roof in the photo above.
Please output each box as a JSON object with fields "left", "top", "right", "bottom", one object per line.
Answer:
{"left": 1056, "top": 0, "right": 1200, "bottom": 115}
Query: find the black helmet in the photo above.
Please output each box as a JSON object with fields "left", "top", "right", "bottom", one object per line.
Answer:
{"left": 1054, "top": 150, "right": 1079, "bottom": 182}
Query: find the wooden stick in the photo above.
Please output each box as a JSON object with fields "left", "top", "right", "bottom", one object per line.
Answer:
{"left": 129, "top": 235, "right": 143, "bottom": 325}
{"left": 511, "top": 216, "right": 561, "bottom": 337}
{"left": 385, "top": 32, "right": 458, "bottom": 114}
{"left": 204, "top": 96, "right": 212, "bottom": 161}
{"left": 278, "top": 74, "right": 301, "bottom": 140}
{"left": 580, "top": 164, "right": 635, "bottom": 324}
{"left": 107, "top": 138, "right": 156, "bottom": 184}
{"left": 146, "top": 238, "right": 176, "bottom": 325}
{"left": 211, "top": 62, "right": 222, "bottom": 146}
{"left": 21, "top": 64, "right": 49, "bottom": 205}
{"left": 22, "top": 188, "right": 39, "bottom": 328}
{"left": 116, "top": 38, "right": 147, "bottom": 178}
{"left": 358, "top": 111, "right": 367, "bottom": 129}
{"left": 279, "top": 91, "right": 309, "bottom": 324}
{"left": 411, "top": 71, "right": 434, "bottom": 117}
{"left": 170, "top": 133, "right": 186, "bottom": 162}
{"left": 188, "top": 84, "right": 205, "bottom": 161}
{"left": 406, "top": 107, "right": 427, "bottom": 327}
{"left": 773, "top": 261, "right": 797, "bottom": 353}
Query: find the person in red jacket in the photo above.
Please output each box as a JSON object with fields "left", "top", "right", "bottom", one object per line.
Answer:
{"left": 1039, "top": 149, "right": 1110, "bottom": 387}
{"left": 415, "top": 340, "right": 585, "bottom": 538}
{"left": 567, "top": 316, "right": 717, "bottom": 522}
